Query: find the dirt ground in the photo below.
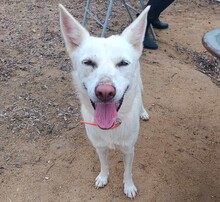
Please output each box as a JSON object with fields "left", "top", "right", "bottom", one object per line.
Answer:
{"left": 0, "top": 0, "right": 220, "bottom": 201}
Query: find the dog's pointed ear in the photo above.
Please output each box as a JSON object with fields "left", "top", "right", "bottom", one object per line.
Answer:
{"left": 121, "top": 6, "right": 150, "bottom": 55}
{"left": 59, "top": 4, "right": 90, "bottom": 53}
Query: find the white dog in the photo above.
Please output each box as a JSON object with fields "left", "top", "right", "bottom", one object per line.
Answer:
{"left": 59, "top": 4, "right": 150, "bottom": 198}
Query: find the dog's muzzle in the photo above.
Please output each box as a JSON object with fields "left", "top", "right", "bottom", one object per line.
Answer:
{"left": 89, "top": 84, "right": 128, "bottom": 130}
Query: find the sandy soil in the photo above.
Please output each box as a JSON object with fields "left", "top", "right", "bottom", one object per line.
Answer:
{"left": 0, "top": 0, "right": 220, "bottom": 201}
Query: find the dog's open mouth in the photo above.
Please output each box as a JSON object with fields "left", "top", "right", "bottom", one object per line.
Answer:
{"left": 90, "top": 96, "right": 124, "bottom": 130}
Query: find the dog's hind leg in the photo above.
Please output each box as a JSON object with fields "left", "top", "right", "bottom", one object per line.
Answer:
{"left": 95, "top": 147, "right": 109, "bottom": 188}
{"left": 138, "top": 75, "right": 149, "bottom": 121}
{"left": 122, "top": 147, "right": 137, "bottom": 198}
{"left": 140, "top": 104, "right": 149, "bottom": 120}
{"left": 140, "top": 99, "right": 149, "bottom": 121}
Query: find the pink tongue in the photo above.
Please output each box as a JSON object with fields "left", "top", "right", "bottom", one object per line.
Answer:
{"left": 94, "top": 103, "right": 117, "bottom": 129}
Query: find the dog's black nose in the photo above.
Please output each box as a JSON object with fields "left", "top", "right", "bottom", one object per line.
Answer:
{"left": 95, "top": 84, "right": 116, "bottom": 102}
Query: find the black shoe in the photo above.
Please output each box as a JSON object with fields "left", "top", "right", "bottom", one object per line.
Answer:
{"left": 152, "top": 18, "right": 169, "bottom": 29}
{"left": 143, "top": 34, "right": 158, "bottom": 50}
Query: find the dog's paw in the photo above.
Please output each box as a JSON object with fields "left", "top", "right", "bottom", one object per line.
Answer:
{"left": 124, "top": 183, "right": 137, "bottom": 199}
{"left": 140, "top": 110, "right": 149, "bottom": 121}
{"left": 95, "top": 173, "right": 108, "bottom": 188}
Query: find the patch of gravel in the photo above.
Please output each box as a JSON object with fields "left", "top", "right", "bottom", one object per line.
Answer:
{"left": 0, "top": 91, "right": 80, "bottom": 140}
{"left": 176, "top": 45, "right": 220, "bottom": 86}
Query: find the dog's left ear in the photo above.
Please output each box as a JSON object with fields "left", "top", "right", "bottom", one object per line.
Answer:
{"left": 121, "top": 6, "right": 150, "bottom": 55}
{"left": 59, "top": 4, "right": 90, "bottom": 54}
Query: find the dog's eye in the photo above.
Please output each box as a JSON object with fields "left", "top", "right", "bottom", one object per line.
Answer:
{"left": 117, "top": 60, "right": 130, "bottom": 67}
{"left": 82, "top": 59, "right": 97, "bottom": 68}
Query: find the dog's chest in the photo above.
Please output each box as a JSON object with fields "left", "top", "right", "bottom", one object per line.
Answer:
{"left": 85, "top": 122, "right": 139, "bottom": 149}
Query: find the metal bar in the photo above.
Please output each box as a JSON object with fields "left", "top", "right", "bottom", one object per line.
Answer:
{"left": 86, "top": 10, "right": 105, "bottom": 27}
{"left": 82, "top": 0, "right": 91, "bottom": 26}
{"left": 140, "top": 0, "right": 145, "bottom": 9}
{"left": 121, "top": 0, "right": 134, "bottom": 21}
{"left": 150, "top": 24, "right": 157, "bottom": 40}
{"left": 101, "top": 0, "right": 115, "bottom": 37}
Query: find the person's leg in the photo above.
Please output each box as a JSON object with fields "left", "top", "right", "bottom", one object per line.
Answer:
{"left": 143, "top": 0, "right": 175, "bottom": 49}
{"left": 147, "top": 0, "right": 175, "bottom": 29}
{"left": 143, "top": 23, "right": 158, "bottom": 49}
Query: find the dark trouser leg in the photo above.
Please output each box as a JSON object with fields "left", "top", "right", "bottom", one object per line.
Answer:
{"left": 143, "top": 0, "right": 175, "bottom": 49}
{"left": 147, "top": 0, "right": 174, "bottom": 29}
{"left": 143, "top": 24, "right": 158, "bottom": 50}
{"left": 147, "top": 0, "right": 175, "bottom": 21}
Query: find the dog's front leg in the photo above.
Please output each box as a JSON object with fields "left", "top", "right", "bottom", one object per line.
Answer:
{"left": 122, "top": 147, "right": 137, "bottom": 198}
{"left": 95, "top": 147, "right": 109, "bottom": 188}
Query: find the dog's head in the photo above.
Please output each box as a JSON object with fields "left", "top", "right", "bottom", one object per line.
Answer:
{"left": 59, "top": 4, "right": 149, "bottom": 129}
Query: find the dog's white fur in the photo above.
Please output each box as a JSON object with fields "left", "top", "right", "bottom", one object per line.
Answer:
{"left": 59, "top": 4, "right": 150, "bottom": 198}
